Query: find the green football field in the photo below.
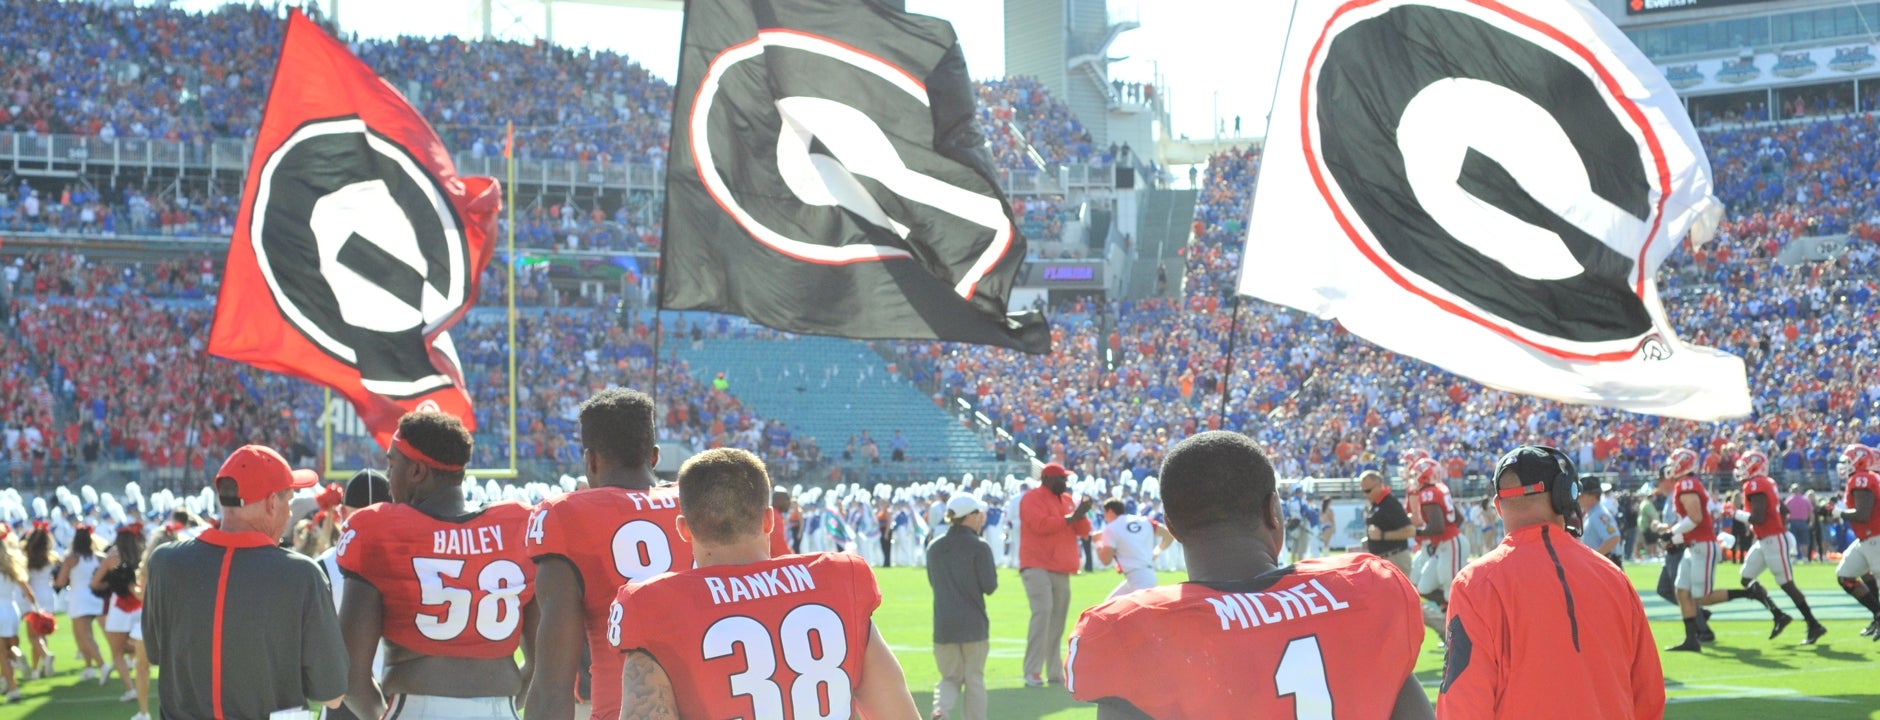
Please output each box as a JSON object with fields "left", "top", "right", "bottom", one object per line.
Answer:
{"left": 1, "top": 559, "right": 1875, "bottom": 719}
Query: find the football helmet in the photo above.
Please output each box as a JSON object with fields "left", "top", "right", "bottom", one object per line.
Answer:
{"left": 1733, "top": 450, "right": 1768, "bottom": 482}
{"left": 1399, "top": 449, "right": 1432, "bottom": 484}
{"left": 1838, "top": 445, "right": 1875, "bottom": 480}
{"left": 1662, "top": 448, "right": 1699, "bottom": 479}
{"left": 1405, "top": 457, "right": 1442, "bottom": 489}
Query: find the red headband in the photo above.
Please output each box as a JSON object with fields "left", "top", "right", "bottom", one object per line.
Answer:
{"left": 31, "top": 520, "right": 47, "bottom": 532}
{"left": 393, "top": 430, "right": 465, "bottom": 472}
{"left": 1496, "top": 482, "right": 1550, "bottom": 500}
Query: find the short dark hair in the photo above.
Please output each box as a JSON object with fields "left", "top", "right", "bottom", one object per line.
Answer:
{"left": 580, "top": 387, "right": 657, "bottom": 468}
{"left": 1102, "top": 499, "right": 1126, "bottom": 516}
{"left": 399, "top": 410, "right": 473, "bottom": 476}
{"left": 1159, "top": 431, "right": 1274, "bottom": 534}
{"left": 678, "top": 449, "right": 771, "bottom": 545}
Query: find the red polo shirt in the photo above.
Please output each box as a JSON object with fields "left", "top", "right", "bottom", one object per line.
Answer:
{"left": 1019, "top": 486, "right": 1090, "bottom": 574}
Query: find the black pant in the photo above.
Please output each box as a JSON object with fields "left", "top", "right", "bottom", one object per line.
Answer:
{"left": 881, "top": 533, "right": 893, "bottom": 567}
{"left": 1656, "top": 544, "right": 1683, "bottom": 605}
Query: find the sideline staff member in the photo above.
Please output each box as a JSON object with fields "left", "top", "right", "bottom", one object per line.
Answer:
{"left": 1017, "top": 463, "right": 1092, "bottom": 687}
{"left": 1360, "top": 470, "right": 1417, "bottom": 576}
{"left": 1579, "top": 481, "right": 1623, "bottom": 566}
{"left": 1438, "top": 446, "right": 1664, "bottom": 718}
{"left": 926, "top": 494, "right": 997, "bottom": 720}
{"left": 144, "top": 445, "right": 345, "bottom": 718}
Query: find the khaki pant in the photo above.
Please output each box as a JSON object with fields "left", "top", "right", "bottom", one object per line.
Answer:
{"left": 932, "top": 641, "right": 989, "bottom": 720}
{"left": 1380, "top": 548, "right": 1414, "bottom": 579}
{"left": 1020, "top": 568, "right": 1071, "bottom": 682}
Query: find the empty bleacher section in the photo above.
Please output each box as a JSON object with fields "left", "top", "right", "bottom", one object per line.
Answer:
{"left": 1126, "top": 188, "right": 1196, "bottom": 299}
{"left": 666, "top": 322, "right": 1019, "bottom": 484}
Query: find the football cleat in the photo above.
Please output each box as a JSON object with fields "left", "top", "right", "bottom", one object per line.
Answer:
{"left": 1801, "top": 623, "right": 1828, "bottom": 646}
{"left": 1768, "top": 613, "right": 1792, "bottom": 640}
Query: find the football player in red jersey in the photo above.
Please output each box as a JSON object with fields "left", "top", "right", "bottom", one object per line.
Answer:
{"left": 338, "top": 411, "right": 540, "bottom": 719}
{"left": 1067, "top": 431, "right": 1432, "bottom": 719}
{"left": 608, "top": 448, "right": 919, "bottom": 720}
{"left": 525, "top": 388, "right": 688, "bottom": 720}
{"left": 1831, "top": 445, "right": 1880, "bottom": 639}
{"left": 1407, "top": 457, "right": 1460, "bottom": 637}
{"left": 1734, "top": 450, "right": 1827, "bottom": 644}
{"left": 1663, "top": 448, "right": 1785, "bottom": 652}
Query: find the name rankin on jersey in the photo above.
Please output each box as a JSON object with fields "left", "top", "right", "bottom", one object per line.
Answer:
{"left": 433, "top": 525, "right": 507, "bottom": 556}
{"left": 704, "top": 563, "right": 817, "bottom": 605}
{"left": 1203, "top": 578, "right": 1352, "bottom": 631}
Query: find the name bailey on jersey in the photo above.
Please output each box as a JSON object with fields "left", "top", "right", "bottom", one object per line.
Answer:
{"left": 435, "top": 526, "right": 509, "bottom": 556}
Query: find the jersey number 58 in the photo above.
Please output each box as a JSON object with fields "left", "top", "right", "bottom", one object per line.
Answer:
{"left": 412, "top": 557, "right": 527, "bottom": 642}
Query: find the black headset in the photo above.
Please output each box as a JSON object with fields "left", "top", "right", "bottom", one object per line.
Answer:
{"left": 1494, "top": 445, "right": 1581, "bottom": 525}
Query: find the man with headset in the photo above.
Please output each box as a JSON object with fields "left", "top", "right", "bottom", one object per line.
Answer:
{"left": 1437, "top": 446, "right": 1663, "bottom": 718}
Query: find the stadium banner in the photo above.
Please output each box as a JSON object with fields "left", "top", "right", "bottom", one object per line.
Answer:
{"left": 1239, "top": 0, "right": 1748, "bottom": 421}
{"left": 209, "top": 10, "right": 499, "bottom": 449}
{"left": 659, "top": 0, "right": 1052, "bottom": 354}
{"left": 1624, "top": 0, "right": 1780, "bottom": 16}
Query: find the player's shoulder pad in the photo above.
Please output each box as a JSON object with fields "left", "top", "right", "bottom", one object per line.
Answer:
{"left": 481, "top": 498, "right": 535, "bottom": 521}
{"left": 342, "top": 502, "right": 400, "bottom": 535}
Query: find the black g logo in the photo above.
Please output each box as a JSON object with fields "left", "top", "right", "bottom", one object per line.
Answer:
{"left": 1305, "top": 2, "right": 1676, "bottom": 362}
{"left": 251, "top": 116, "right": 470, "bottom": 398}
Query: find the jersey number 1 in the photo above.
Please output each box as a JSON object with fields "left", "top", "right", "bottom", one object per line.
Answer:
{"left": 1275, "top": 635, "right": 1332, "bottom": 720}
{"left": 702, "top": 604, "right": 851, "bottom": 720}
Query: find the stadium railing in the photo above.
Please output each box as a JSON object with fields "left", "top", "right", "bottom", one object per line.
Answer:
{"left": 0, "top": 132, "right": 1116, "bottom": 198}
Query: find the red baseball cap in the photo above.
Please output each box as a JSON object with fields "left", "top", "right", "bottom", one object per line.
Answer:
{"left": 215, "top": 445, "right": 319, "bottom": 506}
{"left": 1040, "top": 463, "right": 1070, "bottom": 480}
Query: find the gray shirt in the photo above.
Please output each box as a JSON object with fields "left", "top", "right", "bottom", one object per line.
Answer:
{"left": 1580, "top": 502, "right": 1622, "bottom": 556}
{"left": 145, "top": 528, "right": 348, "bottom": 720}
{"left": 926, "top": 523, "right": 998, "bottom": 644}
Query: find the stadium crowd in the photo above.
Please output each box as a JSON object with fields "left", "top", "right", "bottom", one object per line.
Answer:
{"left": 0, "top": 0, "right": 1875, "bottom": 507}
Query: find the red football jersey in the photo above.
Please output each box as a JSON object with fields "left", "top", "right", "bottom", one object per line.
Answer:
{"left": 1416, "top": 483, "right": 1462, "bottom": 543}
{"left": 768, "top": 508, "right": 791, "bottom": 557}
{"left": 1739, "top": 475, "right": 1785, "bottom": 539}
{"left": 1672, "top": 476, "right": 1717, "bottom": 543}
{"left": 609, "top": 553, "right": 881, "bottom": 720}
{"left": 525, "top": 485, "right": 691, "bottom": 720}
{"left": 1067, "top": 554, "right": 1422, "bottom": 718}
{"left": 336, "top": 500, "right": 536, "bottom": 659}
{"left": 1845, "top": 472, "right": 1880, "bottom": 539}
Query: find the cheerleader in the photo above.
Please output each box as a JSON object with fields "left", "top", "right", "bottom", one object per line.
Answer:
{"left": 22, "top": 523, "right": 56, "bottom": 679}
{"left": 0, "top": 527, "right": 35, "bottom": 701}
{"left": 91, "top": 524, "right": 150, "bottom": 718}
{"left": 54, "top": 525, "right": 106, "bottom": 681}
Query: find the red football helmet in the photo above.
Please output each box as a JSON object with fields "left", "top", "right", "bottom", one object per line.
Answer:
{"left": 1838, "top": 445, "right": 1875, "bottom": 480}
{"left": 1399, "top": 449, "right": 1432, "bottom": 484}
{"left": 1661, "top": 448, "right": 1699, "bottom": 479}
{"left": 1405, "top": 458, "right": 1442, "bottom": 488}
{"left": 1733, "top": 450, "right": 1768, "bottom": 482}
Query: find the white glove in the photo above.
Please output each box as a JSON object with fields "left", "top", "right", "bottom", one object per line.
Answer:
{"left": 1671, "top": 532, "right": 1685, "bottom": 546}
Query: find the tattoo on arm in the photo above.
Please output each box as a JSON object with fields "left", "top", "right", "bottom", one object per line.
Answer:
{"left": 620, "top": 650, "right": 679, "bottom": 720}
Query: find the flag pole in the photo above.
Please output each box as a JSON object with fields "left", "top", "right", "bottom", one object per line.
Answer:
{"left": 1217, "top": 295, "right": 1243, "bottom": 428}
{"left": 322, "top": 387, "right": 339, "bottom": 479}
{"left": 651, "top": 306, "right": 662, "bottom": 408}
{"left": 505, "top": 121, "right": 518, "bottom": 478}
{"left": 1217, "top": 0, "right": 1300, "bottom": 431}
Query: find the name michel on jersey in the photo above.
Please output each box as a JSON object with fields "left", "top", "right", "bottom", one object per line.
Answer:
{"left": 703, "top": 563, "right": 818, "bottom": 605}
{"left": 1203, "top": 578, "right": 1351, "bottom": 631}
{"left": 433, "top": 526, "right": 508, "bottom": 556}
